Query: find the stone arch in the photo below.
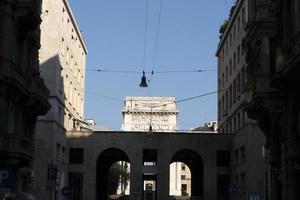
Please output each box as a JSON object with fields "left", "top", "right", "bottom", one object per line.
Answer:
{"left": 96, "top": 148, "right": 130, "bottom": 200}
{"left": 169, "top": 149, "right": 204, "bottom": 198}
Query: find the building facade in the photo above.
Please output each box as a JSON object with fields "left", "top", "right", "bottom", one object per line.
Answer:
{"left": 216, "top": 0, "right": 267, "bottom": 199}
{"left": 0, "top": 0, "right": 50, "bottom": 198}
{"left": 242, "top": 0, "right": 300, "bottom": 199}
{"left": 35, "top": 0, "right": 87, "bottom": 199}
{"left": 121, "top": 97, "right": 178, "bottom": 132}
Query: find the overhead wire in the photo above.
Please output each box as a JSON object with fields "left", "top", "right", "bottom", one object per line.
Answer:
{"left": 142, "top": 0, "right": 150, "bottom": 72}
{"left": 148, "top": 0, "right": 164, "bottom": 84}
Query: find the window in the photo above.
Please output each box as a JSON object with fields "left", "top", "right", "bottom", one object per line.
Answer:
{"left": 233, "top": 53, "right": 236, "bottom": 71}
{"left": 225, "top": 66, "right": 228, "bottom": 81}
{"left": 222, "top": 73, "right": 224, "bottom": 87}
{"left": 237, "top": 73, "right": 241, "bottom": 98}
{"left": 225, "top": 91, "right": 228, "bottom": 113}
{"left": 242, "top": 7, "right": 245, "bottom": 26}
{"left": 237, "top": 45, "right": 240, "bottom": 63}
{"left": 181, "top": 164, "right": 186, "bottom": 170}
{"left": 69, "top": 172, "right": 83, "bottom": 200}
{"left": 69, "top": 148, "right": 84, "bottom": 164}
{"left": 233, "top": 116, "right": 236, "bottom": 132}
{"left": 240, "top": 173, "right": 246, "bottom": 192}
{"left": 181, "top": 175, "right": 186, "bottom": 180}
{"left": 241, "top": 66, "right": 246, "bottom": 91}
{"left": 229, "top": 85, "right": 232, "bottom": 108}
{"left": 238, "top": 112, "right": 241, "bottom": 129}
{"left": 233, "top": 25, "right": 236, "bottom": 40}
{"left": 240, "top": 146, "right": 246, "bottom": 163}
{"left": 8, "top": 102, "right": 16, "bottom": 135}
{"left": 222, "top": 95, "right": 225, "bottom": 113}
{"left": 229, "top": 60, "right": 232, "bottom": 75}
{"left": 234, "top": 149, "right": 239, "bottom": 164}
{"left": 233, "top": 79, "right": 237, "bottom": 103}
{"left": 217, "top": 175, "right": 230, "bottom": 200}
{"left": 237, "top": 16, "right": 240, "bottom": 31}
{"left": 56, "top": 143, "right": 61, "bottom": 161}
{"left": 264, "top": 171, "right": 270, "bottom": 200}
{"left": 217, "top": 151, "right": 230, "bottom": 167}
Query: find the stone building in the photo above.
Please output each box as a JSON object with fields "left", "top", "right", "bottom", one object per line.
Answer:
{"left": 34, "top": 0, "right": 87, "bottom": 199}
{"left": 0, "top": 0, "right": 50, "bottom": 198}
{"left": 216, "top": 0, "right": 267, "bottom": 199}
{"left": 121, "top": 97, "right": 178, "bottom": 132}
{"left": 242, "top": 0, "right": 300, "bottom": 199}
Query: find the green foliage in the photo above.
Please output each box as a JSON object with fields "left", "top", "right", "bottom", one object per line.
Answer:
{"left": 108, "top": 162, "right": 130, "bottom": 195}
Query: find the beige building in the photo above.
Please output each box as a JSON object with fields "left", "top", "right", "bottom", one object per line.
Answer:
{"left": 121, "top": 97, "right": 178, "bottom": 132}
{"left": 216, "top": 0, "right": 267, "bottom": 199}
{"left": 35, "top": 0, "right": 87, "bottom": 199}
{"left": 0, "top": 0, "right": 50, "bottom": 198}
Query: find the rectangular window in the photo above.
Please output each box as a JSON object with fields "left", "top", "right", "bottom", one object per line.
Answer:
{"left": 233, "top": 79, "right": 237, "bottom": 103}
{"left": 229, "top": 60, "right": 232, "bottom": 75}
{"left": 237, "top": 73, "right": 241, "bottom": 97}
{"left": 56, "top": 143, "right": 61, "bottom": 161}
{"left": 8, "top": 102, "right": 16, "bottom": 135}
{"left": 234, "top": 149, "right": 239, "bottom": 164}
{"left": 222, "top": 95, "right": 225, "bottom": 114}
{"left": 233, "top": 53, "right": 236, "bottom": 71}
{"left": 69, "top": 148, "right": 84, "bottom": 164}
{"left": 238, "top": 112, "right": 241, "bottom": 129}
{"left": 225, "top": 91, "right": 228, "bottom": 113}
{"left": 237, "top": 45, "right": 240, "bottom": 63}
{"left": 240, "top": 146, "right": 246, "bottom": 163}
{"left": 229, "top": 85, "right": 232, "bottom": 108}
{"left": 217, "top": 151, "right": 230, "bottom": 167}
{"left": 241, "top": 66, "right": 246, "bottom": 91}
{"left": 225, "top": 66, "right": 228, "bottom": 81}
{"left": 217, "top": 175, "right": 230, "bottom": 200}
{"left": 222, "top": 73, "right": 225, "bottom": 87}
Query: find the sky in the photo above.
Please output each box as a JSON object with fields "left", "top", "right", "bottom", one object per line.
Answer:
{"left": 68, "top": 0, "right": 235, "bottom": 131}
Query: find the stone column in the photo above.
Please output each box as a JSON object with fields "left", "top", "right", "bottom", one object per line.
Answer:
{"left": 130, "top": 151, "right": 143, "bottom": 200}
{"left": 157, "top": 152, "right": 170, "bottom": 200}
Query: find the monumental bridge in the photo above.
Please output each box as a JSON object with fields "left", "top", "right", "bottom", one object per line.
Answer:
{"left": 67, "top": 131, "right": 233, "bottom": 200}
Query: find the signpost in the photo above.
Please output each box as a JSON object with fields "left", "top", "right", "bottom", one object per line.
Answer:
{"left": 47, "top": 165, "right": 57, "bottom": 200}
{"left": 61, "top": 186, "right": 71, "bottom": 200}
{"left": 0, "top": 169, "right": 13, "bottom": 188}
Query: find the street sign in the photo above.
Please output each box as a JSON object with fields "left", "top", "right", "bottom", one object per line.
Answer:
{"left": 47, "top": 165, "right": 57, "bottom": 180}
{"left": 61, "top": 186, "right": 71, "bottom": 196}
{"left": 0, "top": 168, "right": 13, "bottom": 188}
{"left": 47, "top": 165, "right": 57, "bottom": 188}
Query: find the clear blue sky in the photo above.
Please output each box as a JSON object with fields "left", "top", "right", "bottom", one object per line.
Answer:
{"left": 69, "top": 0, "right": 235, "bottom": 131}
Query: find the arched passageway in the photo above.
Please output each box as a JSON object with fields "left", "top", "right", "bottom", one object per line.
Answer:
{"left": 96, "top": 148, "right": 130, "bottom": 200}
{"left": 170, "top": 149, "right": 203, "bottom": 199}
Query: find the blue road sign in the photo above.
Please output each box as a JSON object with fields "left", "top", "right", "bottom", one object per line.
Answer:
{"left": 47, "top": 165, "right": 57, "bottom": 180}
{"left": 61, "top": 186, "right": 71, "bottom": 196}
{"left": 0, "top": 168, "right": 13, "bottom": 188}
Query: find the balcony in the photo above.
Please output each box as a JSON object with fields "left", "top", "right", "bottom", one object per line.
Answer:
{"left": 287, "top": 136, "right": 300, "bottom": 164}
{"left": 16, "top": 0, "right": 42, "bottom": 32}
{"left": 0, "top": 134, "right": 34, "bottom": 161}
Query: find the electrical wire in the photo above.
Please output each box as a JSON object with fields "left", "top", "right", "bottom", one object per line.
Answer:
{"left": 148, "top": 0, "right": 164, "bottom": 84}
{"left": 142, "top": 0, "right": 150, "bottom": 71}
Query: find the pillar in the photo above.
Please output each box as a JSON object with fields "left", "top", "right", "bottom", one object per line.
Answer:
{"left": 157, "top": 151, "right": 169, "bottom": 200}
{"left": 130, "top": 151, "right": 143, "bottom": 200}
